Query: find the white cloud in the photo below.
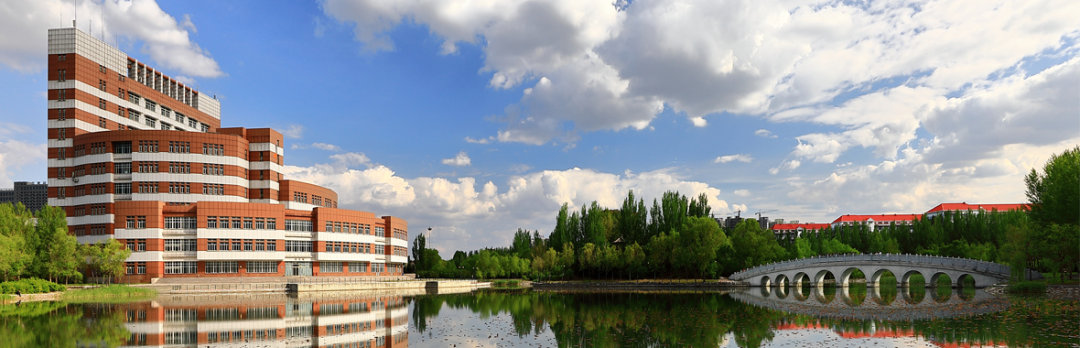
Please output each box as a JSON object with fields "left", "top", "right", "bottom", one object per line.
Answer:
{"left": 0, "top": 139, "right": 48, "bottom": 187}
{"left": 733, "top": 189, "right": 750, "bottom": 197}
{"left": 281, "top": 158, "right": 734, "bottom": 256}
{"left": 715, "top": 154, "right": 753, "bottom": 163}
{"left": 329, "top": 152, "right": 371, "bottom": 168}
{"left": 280, "top": 125, "right": 304, "bottom": 139}
{"left": 465, "top": 136, "right": 494, "bottom": 144}
{"left": 311, "top": 143, "right": 341, "bottom": 152}
{"left": 0, "top": 0, "right": 223, "bottom": 77}
{"left": 689, "top": 117, "right": 707, "bottom": 127}
{"left": 441, "top": 152, "right": 472, "bottom": 166}
{"left": 755, "top": 129, "right": 777, "bottom": 138}
{"left": 322, "top": 0, "right": 1080, "bottom": 148}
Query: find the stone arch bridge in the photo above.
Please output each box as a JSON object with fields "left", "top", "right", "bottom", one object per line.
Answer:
{"left": 729, "top": 254, "right": 1041, "bottom": 288}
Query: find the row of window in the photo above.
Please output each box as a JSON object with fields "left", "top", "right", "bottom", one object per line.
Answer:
{"left": 207, "top": 239, "right": 277, "bottom": 252}
{"left": 72, "top": 225, "right": 108, "bottom": 236}
{"left": 164, "top": 239, "right": 196, "bottom": 251}
{"left": 326, "top": 242, "right": 383, "bottom": 254}
{"left": 393, "top": 228, "right": 407, "bottom": 240}
{"left": 324, "top": 221, "right": 376, "bottom": 235}
{"left": 145, "top": 261, "right": 394, "bottom": 275}
{"left": 164, "top": 217, "right": 197, "bottom": 229}
{"left": 285, "top": 219, "right": 313, "bottom": 232}
{"left": 207, "top": 216, "right": 278, "bottom": 230}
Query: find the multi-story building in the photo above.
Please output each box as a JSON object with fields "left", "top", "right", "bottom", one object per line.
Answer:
{"left": 46, "top": 27, "right": 408, "bottom": 282}
{"left": 924, "top": 202, "right": 1028, "bottom": 219}
{"left": 830, "top": 214, "right": 923, "bottom": 232}
{"left": 770, "top": 223, "right": 830, "bottom": 238}
{"left": 0, "top": 181, "right": 49, "bottom": 212}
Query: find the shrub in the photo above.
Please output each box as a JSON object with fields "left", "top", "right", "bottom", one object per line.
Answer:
{"left": 0, "top": 278, "right": 67, "bottom": 294}
{"left": 1006, "top": 281, "right": 1047, "bottom": 294}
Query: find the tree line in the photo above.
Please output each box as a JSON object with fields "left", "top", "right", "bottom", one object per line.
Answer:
{"left": 0, "top": 203, "right": 130, "bottom": 283}
{"left": 411, "top": 146, "right": 1078, "bottom": 282}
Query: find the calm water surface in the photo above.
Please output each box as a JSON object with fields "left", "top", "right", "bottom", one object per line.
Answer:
{"left": 0, "top": 284, "right": 1076, "bottom": 347}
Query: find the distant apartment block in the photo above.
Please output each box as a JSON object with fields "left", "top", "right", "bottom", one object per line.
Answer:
{"left": 0, "top": 181, "right": 49, "bottom": 213}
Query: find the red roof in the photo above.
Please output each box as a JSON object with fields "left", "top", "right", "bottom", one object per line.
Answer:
{"left": 831, "top": 214, "right": 922, "bottom": 224}
{"left": 771, "top": 223, "right": 830, "bottom": 231}
{"left": 925, "top": 202, "right": 1028, "bottom": 214}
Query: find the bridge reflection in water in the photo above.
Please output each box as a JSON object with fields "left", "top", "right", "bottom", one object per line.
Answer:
{"left": 730, "top": 284, "right": 1008, "bottom": 321}
{"left": 118, "top": 292, "right": 413, "bottom": 347}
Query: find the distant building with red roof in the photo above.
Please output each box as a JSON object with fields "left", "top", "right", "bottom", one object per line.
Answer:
{"left": 771, "top": 223, "right": 830, "bottom": 238}
{"left": 924, "top": 202, "right": 1028, "bottom": 219}
{"left": 830, "top": 214, "right": 923, "bottom": 231}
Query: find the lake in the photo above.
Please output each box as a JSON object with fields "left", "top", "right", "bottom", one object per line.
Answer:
{"left": 0, "top": 284, "right": 1076, "bottom": 347}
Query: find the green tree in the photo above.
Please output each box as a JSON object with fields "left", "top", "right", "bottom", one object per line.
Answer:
{"left": 0, "top": 203, "right": 34, "bottom": 280}
{"left": 512, "top": 228, "right": 532, "bottom": 260}
{"left": 30, "top": 206, "right": 77, "bottom": 282}
{"left": 412, "top": 233, "right": 427, "bottom": 271}
{"left": 618, "top": 190, "right": 648, "bottom": 245}
{"left": 1025, "top": 146, "right": 1079, "bottom": 226}
{"left": 687, "top": 192, "right": 712, "bottom": 218}
{"left": 622, "top": 242, "right": 645, "bottom": 280}
{"left": 549, "top": 204, "right": 572, "bottom": 251}
{"left": 675, "top": 216, "right": 729, "bottom": 281}
{"left": 87, "top": 239, "right": 131, "bottom": 283}
{"left": 728, "top": 219, "right": 787, "bottom": 270}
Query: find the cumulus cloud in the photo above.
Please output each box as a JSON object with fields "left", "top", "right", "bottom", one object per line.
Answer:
{"left": 755, "top": 129, "right": 777, "bottom": 138}
{"left": 465, "top": 136, "right": 494, "bottom": 144}
{"left": 733, "top": 189, "right": 751, "bottom": 197}
{"left": 441, "top": 152, "right": 472, "bottom": 166}
{"left": 715, "top": 154, "right": 753, "bottom": 163}
{"left": 0, "top": 139, "right": 48, "bottom": 187}
{"left": 321, "top": 0, "right": 1080, "bottom": 150}
{"left": 291, "top": 142, "right": 342, "bottom": 151}
{"left": 280, "top": 125, "right": 304, "bottom": 139}
{"left": 281, "top": 157, "right": 733, "bottom": 256}
{"left": 0, "top": 0, "right": 223, "bottom": 77}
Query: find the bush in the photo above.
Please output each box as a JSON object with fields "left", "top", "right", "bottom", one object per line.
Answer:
{"left": 1006, "top": 281, "right": 1047, "bottom": 294}
{"left": 0, "top": 278, "right": 67, "bottom": 294}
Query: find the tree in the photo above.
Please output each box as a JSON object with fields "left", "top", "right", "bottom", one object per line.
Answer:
{"left": 675, "top": 216, "right": 729, "bottom": 281}
{"left": 512, "top": 228, "right": 532, "bottom": 260}
{"left": 687, "top": 192, "right": 712, "bottom": 218}
{"left": 728, "top": 219, "right": 787, "bottom": 270}
{"left": 623, "top": 242, "right": 645, "bottom": 280}
{"left": 29, "top": 206, "right": 77, "bottom": 282}
{"left": 618, "top": 191, "right": 648, "bottom": 245}
{"left": 88, "top": 239, "right": 131, "bottom": 284}
{"left": 1025, "top": 146, "right": 1079, "bottom": 226}
{"left": 549, "top": 204, "right": 572, "bottom": 251}
{"left": 412, "top": 233, "right": 427, "bottom": 271}
{"left": 0, "top": 203, "right": 34, "bottom": 280}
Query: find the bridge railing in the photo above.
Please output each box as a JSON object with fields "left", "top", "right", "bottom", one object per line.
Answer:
{"left": 730, "top": 253, "right": 1010, "bottom": 280}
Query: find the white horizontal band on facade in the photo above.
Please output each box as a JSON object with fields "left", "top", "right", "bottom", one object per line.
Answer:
{"left": 126, "top": 251, "right": 164, "bottom": 262}
{"left": 49, "top": 138, "right": 73, "bottom": 148}
{"left": 65, "top": 193, "right": 117, "bottom": 206}
{"left": 248, "top": 199, "right": 280, "bottom": 204}
{"left": 249, "top": 142, "right": 285, "bottom": 156}
{"left": 247, "top": 161, "right": 283, "bottom": 172}
{"left": 314, "top": 233, "right": 390, "bottom": 244}
{"left": 283, "top": 202, "right": 320, "bottom": 212}
{"left": 389, "top": 255, "right": 408, "bottom": 264}
{"left": 388, "top": 238, "right": 408, "bottom": 248}
{"left": 115, "top": 228, "right": 166, "bottom": 239}
{"left": 128, "top": 173, "right": 250, "bottom": 187}
{"left": 130, "top": 193, "right": 249, "bottom": 203}
{"left": 123, "top": 322, "right": 166, "bottom": 335}
{"left": 245, "top": 180, "right": 279, "bottom": 190}
{"left": 67, "top": 214, "right": 115, "bottom": 226}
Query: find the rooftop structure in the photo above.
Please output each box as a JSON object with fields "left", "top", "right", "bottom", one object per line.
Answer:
{"left": 0, "top": 181, "right": 49, "bottom": 213}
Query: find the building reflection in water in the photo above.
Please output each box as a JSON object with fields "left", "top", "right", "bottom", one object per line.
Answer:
{"left": 119, "top": 294, "right": 409, "bottom": 348}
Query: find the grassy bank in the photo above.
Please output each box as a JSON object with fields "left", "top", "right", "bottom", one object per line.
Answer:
{"left": 61, "top": 285, "right": 157, "bottom": 302}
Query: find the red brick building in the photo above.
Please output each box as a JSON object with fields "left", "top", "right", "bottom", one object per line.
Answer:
{"left": 46, "top": 27, "right": 407, "bottom": 282}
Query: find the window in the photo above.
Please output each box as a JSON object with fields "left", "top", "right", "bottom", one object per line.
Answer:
{"left": 285, "top": 241, "right": 313, "bottom": 252}
{"left": 375, "top": 245, "right": 384, "bottom": 254}
{"left": 164, "top": 217, "right": 196, "bottom": 229}
{"left": 138, "top": 162, "right": 159, "bottom": 173}
{"left": 164, "top": 239, "right": 196, "bottom": 251}
{"left": 248, "top": 261, "right": 277, "bottom": 273}
{"left": 160, "top": 122, "right": 170, "bottom": 131}
{"left": 231, "top": 241, "right": 241, "bottom": 251}
{"left": 113, "top": 141, "right": 131, "bottom": 154}
{"left": 188, "top": 118, "right": 198, "bottom": 128}
{"left": 173, "top": 111, "right": 184, "bottom": 123}
{"left": 168, "top": 162, "right": 190, "bottom": 173}
{"left": 99, "top": 79, "right": 107, "bottom": 91}
{"left": 349, "top": 262, "right": 368, "bottom": 273}
{"left": 168, "top": 141, "right": 190, "bottom": 153}
{"left": 206, "top": 261, "right": 238, "bottom": 274}
{"left": 114, "top": 162, "right": 131, "bottom": 174}
{"left": 202, "top": 143, "right": 224, "bottom": 156}
{"left": 137, "top": 240, "right": 146, "bottom": 251}
{"left": 255, "top": 239, "right": 265, "bottom": 251}
{"left": 284, "top": 220, "right": 312, "bottom": 231}
{"left": 207, "top": 239, "right": 217, "bottom": 251}
{"left": 203, "top": 183, "right": 224, "bottom": 195}
{"left": 128, "top": 92, "right": 141, "bottom": 104}
{"left": 58, "top": 109, "right": 66, "bottom": 121}
{"left": 114, "top": 183, "right": 131, "bottom": 195}
{"left": 321, "top": 262, "right": 343, "bottom": 273}
{"left": 375, "top": 226, "right": 385, "bottom": 236}
{"left": 165, "top": 262, "right": 197, "bottom": 274}
{"left": 145, "top": 116, "right": 156, "bottom": 128}
{"left": 232, "top": 217, "right": 242, "bottom": 229}
{"left": 58, "top": 69, "right": 66, "bottom": 81}
{"left": 145, "top": 99, "right": 156, "bottom": 112}
{"left": 255, "top": 218, "right": 265, "bottom": 230}
{"left": 99, "top": 98, "right": 107, "bottom": 110}
{"left": 371, "top": 263, "right": 385, "bottom": 273}
{"left": 161, "top": 106, "right": 171, "bottom": 118}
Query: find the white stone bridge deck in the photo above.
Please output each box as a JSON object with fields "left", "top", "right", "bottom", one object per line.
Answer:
{"left": 729, "top": 254, "right": 1041, "bottom": 288}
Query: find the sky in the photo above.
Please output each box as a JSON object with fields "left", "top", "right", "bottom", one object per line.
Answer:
{"left": 0, "top": 0, "right": 1077, "bottom": 257}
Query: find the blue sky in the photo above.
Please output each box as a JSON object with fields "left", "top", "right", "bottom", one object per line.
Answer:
{"left": 1, "top": 0, "right": 1077, "bottom": 256}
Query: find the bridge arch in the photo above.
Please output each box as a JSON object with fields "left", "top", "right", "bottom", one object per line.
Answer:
{"left": 870, "top": 268, "right": 897, "bottom": 288}
{"left": 957, "top": 273, "right": 976, "bottom": 288}
{"left": 759, "top": 276, "right": 772, "bottom": 288}
{"left": 774, "top": 274, "right": 789, "bottom": 288}
{"left": 839, "top": 267, "right": 863, "bottom": 287}
{"left": 814, "top": 269, "right": 835, "bottom": 287}
{"left": 792, "top": 272, "right": 810, "bottom": 288}
{"left": 929, "top": 272, "right": 953, "bottom": 288}
{"left": 900, "top": 270, "right": 923, "bottom": 288}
